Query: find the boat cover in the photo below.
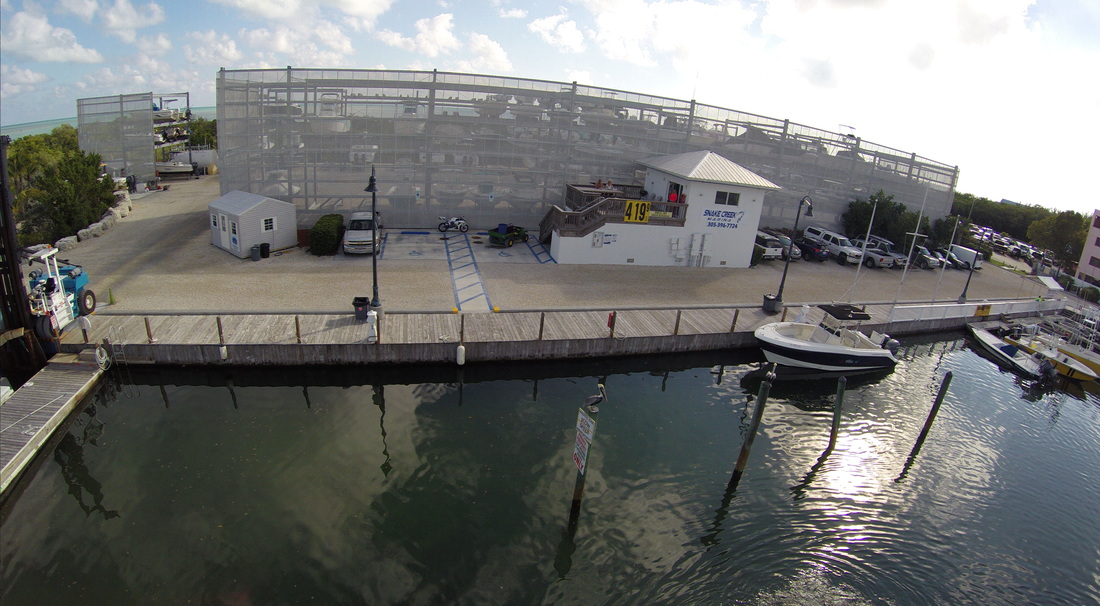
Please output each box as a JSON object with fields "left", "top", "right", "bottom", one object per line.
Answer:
{"left": 819, "top": 303, "right": 872, "bottom": 322}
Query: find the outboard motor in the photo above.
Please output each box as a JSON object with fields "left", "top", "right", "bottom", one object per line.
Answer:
{"left": 1038, "top": 359, "right": 1058, "bottom": 382}
{"left": 885, "top": 338, "right": 901, "bottom": 356}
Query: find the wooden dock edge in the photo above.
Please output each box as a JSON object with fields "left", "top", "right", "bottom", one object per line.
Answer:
{"left": 0, "top": 359, "right": 104, "bottom": 499}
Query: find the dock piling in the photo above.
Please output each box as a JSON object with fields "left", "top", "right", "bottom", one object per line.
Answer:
{"left": 828, "top": 376, "right": 846, "bottom": 452}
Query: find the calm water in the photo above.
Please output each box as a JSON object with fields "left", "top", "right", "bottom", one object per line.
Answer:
{"left": 2, "top": 335, "right": 1099, "bottom": 605}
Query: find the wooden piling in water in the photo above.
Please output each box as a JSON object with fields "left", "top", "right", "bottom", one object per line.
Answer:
{"left": 916, "top": 372, "right": 952, "bottom": 445}
{"left": 827, "top": 376, "right": 846, "bottom": 452}
{"left": 733, "top": 364, "right": 774, "bottom": 479}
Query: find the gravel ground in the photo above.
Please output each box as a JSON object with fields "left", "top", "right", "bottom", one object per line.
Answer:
{"left": 65, "top": 175, "right": 1054, "bottom": 314}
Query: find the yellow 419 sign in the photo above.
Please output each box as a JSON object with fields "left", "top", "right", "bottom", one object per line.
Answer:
{"left": 623, "top": 200, "right": 650, "bottom": 223}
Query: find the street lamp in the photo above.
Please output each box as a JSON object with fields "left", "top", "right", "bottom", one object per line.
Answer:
{"left": 958, "top": 229, "right": 988, "bottom": 303}
{"left": 764, "top": 196, "right": 813, "bottom": 313}
{"left": 365, "top": 165, "right": 381, "bottom": 309}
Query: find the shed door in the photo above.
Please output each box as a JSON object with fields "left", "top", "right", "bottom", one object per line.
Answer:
{"left": 219, "top": 213, "right": 230, "bottom": 248}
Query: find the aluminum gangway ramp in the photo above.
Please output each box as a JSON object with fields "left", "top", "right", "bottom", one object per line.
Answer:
{"left": 444, "top": 234, "right": 492, "bottom": 311}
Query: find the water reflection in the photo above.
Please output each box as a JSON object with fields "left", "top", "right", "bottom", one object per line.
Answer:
{"left": 54, "top": 405, "right": 119, "bottom": 520}
{"left": 3, "top": 342, "right": 1100, "bottom": 604}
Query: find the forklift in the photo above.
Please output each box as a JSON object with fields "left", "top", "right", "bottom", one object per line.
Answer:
{"left": 26, "top": 247, "right": 96, "bottom": 339}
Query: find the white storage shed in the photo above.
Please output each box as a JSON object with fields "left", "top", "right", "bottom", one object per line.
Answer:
{"left": 209, "top": 190, "right": 297, "bottom": 258}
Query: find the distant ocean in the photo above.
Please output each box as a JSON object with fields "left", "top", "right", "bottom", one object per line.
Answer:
{"left": 0, "top": 106, "right": 217, "bottom": 139}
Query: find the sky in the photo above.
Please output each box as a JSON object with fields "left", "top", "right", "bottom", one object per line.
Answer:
{"left": 1, "top": 0, "right": 1098, "bottom": 214}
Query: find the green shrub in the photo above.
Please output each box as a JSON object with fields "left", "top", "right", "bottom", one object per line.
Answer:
{"left": 309, "top": 214, "right": 344, "bottom": 256}
{"left": 751, "top": 244, "right": 765, "bottom": 267}
{"left": 1057, "top": 275, "right": 1075, "bottom": 291}
{"left": 1081, "top": 286, "right": 1099, "bottom": 302}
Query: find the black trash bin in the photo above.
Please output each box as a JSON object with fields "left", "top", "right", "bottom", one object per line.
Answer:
{"left": 250, "top": 245, "right": 261, "bottom": 262}
{"left": 353, "top": 297, "right": 370, "bottom": 321}
{"left": 260, "top": 242, "right": 271, "bottom": 258}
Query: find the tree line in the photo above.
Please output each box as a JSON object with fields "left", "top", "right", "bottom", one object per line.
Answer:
{"left": 5, "top": 118, "right": 216, "bottom": 246}
{"left": 840, "top": 190, "right": 1088, "bottom": 272}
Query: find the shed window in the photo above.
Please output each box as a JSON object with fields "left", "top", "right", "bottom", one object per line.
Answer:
{"left": 211, "top": 214, "right": 218, "bottom": 227}
{"left": 231, "top": 222, "right": 238, "bottom": 235}
{"left": 263, "top": 217, "right": 276, "bottom": 232}
{"left": 715, "top": 191, "right": 740, "bottom": 206}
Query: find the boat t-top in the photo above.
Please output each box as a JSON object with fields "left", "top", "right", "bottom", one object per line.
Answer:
{"left": 754, "top": 304, "right": 900, "bottom": 372}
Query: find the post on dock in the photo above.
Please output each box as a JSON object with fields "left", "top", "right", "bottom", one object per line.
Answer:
{"left": 538, "top": 312, "right": 546, "bottom": 340}
{"left": 673, "top": 310, "right": 682, "bottom": 336}
{"left": 729, "top": 309, "right": 739, "bottom": 332}
{"left": 216, "top": 316, "right": 225, "bottom": 345}
{"left": 295, "top": 315, "right": 302, "bottom": 344}
{"left": 144, "top": 317, "right": 156, "bottom": 343}
{"left": 607, "top": 311, "right": 617, "bottom": 338}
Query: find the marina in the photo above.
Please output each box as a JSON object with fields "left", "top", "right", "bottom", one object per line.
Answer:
{"left": 2, "top": 335, "right": 1099, "bottom": 604}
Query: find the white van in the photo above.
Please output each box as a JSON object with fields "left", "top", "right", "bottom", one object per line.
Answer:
{"left": 342, "top": 211, "right": 383, "bottom": 254}
{"left": 949, "top": 244, "right": 983, "bottom": 270}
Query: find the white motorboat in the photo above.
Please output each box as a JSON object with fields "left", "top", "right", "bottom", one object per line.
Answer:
{"left": 967, "top": 324, "right": 1056, "bottom": 381}
{"left": 754, "top": 304, "right": 900, "bottom": 372}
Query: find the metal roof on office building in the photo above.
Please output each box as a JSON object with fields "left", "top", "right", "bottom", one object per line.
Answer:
{"left": 638, "top": 151, "right": 781, "bottom": 191}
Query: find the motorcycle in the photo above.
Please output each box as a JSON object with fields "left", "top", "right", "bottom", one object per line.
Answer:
{"left": 438, "top": 216, "right": 469, "bottom": 233}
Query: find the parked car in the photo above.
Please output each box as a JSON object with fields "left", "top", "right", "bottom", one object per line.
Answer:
{"left": 858, "top": 246, "right": 894, "bottom": 269}
{"left": 755, "top": 231, "right": 786, "bottom": 261}
{"left": 852, "top": 236, "right": 907, "bottom": 269}
{"left": 911, "top": 245, "right": 942, "bottom": 269}
{"left": 933, "top": 247, "right": 964, "bottom": 269}
{"left": 803, "top": 225, "right": 864, "bottom": 266}
{"left": 794, "top": 236, "right": 830, "bottom": 262}
{"left": 762, "top": 229, "right": 800, "bottom": 261}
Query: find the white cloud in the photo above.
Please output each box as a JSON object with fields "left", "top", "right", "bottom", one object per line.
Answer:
{"left": 238, "top": 21, "right": 354, "bottom": 65}
{"left": 137, "top": 33, "right": 173, "bottom": 57}
{"left": 102, "top": 0, "right": 167, "bottom": 43}
{"left": 0, "top": 65, "right": 52, "bottom": 98}
{"left": 455, "top": 33, "right": 513, "bottom": 72}
{"left": 0, "top": 11, "right": 105, "bottom": 62}
{"left": 57, "top": 0, "right": 100, "bottom": 22}
{"left": 499, "top": 8, "right": 526, "bottom": 18}
{"left": 208, "top": 0, "right": 395, "bottom": 29}
{"left": 76, "top": 64, "right": 150, "bottom": 92}
{"left": 377, "top": 14, "right": 461, "bottom": 56}
{"left": 184, "top": 30, "right": 244, "bottom": 65}
{"left": 528, "top": 13, "right": 585, "bottom": 53}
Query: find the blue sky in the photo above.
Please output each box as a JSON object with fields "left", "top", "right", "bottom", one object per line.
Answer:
{"left": 1, "top": 0, "right": 1097, "bottom": 214}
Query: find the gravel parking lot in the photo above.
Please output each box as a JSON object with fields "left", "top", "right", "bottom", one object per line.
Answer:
{"left": 64, "top": 175, "right": 1054, "bottom": 314}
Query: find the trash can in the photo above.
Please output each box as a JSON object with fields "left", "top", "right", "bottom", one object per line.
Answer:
{"left": 762, "top": 294, "right": 781, "bottom": 314}
{"left": 260, "top": 242, "right": 271, "bottom": 258}
{"left": 250, "top": 245, "right": 261, "bottom": 262}
{"left": 353, "top": 297, "right": 370, "bottom": 321}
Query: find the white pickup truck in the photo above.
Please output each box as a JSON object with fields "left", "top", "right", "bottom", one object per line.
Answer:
{"left": 803, "top": 225, "right": 864, "bottom": 266}
{"left": 342, "top": 211, "right": 383, "bottom": 254}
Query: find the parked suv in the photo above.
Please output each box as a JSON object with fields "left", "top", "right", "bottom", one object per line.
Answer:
{"left": 342, "top": 211, "right": 383, "bottom": 254}
{"left": 911, "top": 244, "right": 941, "bottom": 269}
{"left": 803, "top": 225, "right": 863, "bottom": 266}
{"left": 754, "top": 231, "right": 785, "bottom": 261}
{"left": 794, "top": 236, "right": 830, "bottom": 262}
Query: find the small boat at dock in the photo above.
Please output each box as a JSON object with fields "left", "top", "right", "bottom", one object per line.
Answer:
{"left": 754, "top": 304, "right": 900, "bottom": 372}
{"left": 1002, "top": 325, "right": 1099, "bottom": 382}
{"left": 966, "top": 324, "right": 1057, "bottom": 381}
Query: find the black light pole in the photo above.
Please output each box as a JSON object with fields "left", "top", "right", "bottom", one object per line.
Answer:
{"left": 365, "top": 166, "right": 381, "bottom": 309}
{"left": 764, "top": 196, "right": 813, "bottom": 313}
{"left": 958, "top": 229, "right": 987, "bottom": 303}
